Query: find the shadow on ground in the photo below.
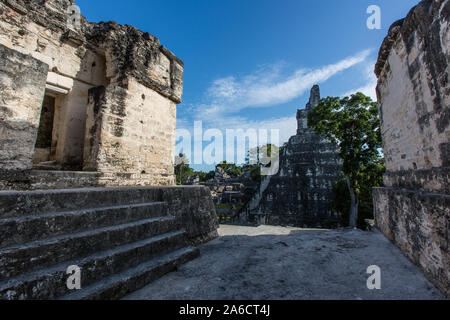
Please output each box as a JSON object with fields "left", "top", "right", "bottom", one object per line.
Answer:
{"left": 124, "top": 225, "right": 444, "bottom": 300}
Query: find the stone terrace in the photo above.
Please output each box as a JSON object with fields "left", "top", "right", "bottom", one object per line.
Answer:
{"left": 125, "top": 225, "right": 444, "bottom": 300}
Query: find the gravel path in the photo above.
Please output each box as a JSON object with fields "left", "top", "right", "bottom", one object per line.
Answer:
{"left": 124, "top": 225, "right": 444, "bottom": 300}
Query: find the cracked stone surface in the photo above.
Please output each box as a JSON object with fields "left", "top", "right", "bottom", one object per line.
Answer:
{"left": 124, "top": 225, "right": 444, "bottom": 300}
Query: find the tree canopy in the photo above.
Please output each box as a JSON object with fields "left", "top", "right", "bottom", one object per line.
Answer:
{"left": 216, "top": 162, "right": 243, "bottom": 177}
{"left": 307, "top": 92, "right": 383, "bottom": 228}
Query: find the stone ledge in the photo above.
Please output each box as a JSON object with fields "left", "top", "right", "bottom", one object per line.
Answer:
{"left": 383, "top": 167, "right": 450, "bottom": 194}
{"left": 4, "top": 0, "right": 28, "bottom": 15}
{"left": 0, "top": 169, "right": 176, "bottom": 191}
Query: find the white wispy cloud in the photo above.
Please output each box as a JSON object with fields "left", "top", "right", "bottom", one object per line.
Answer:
{"left": 195, "top": 49, "right": 372, "bottom": 119}
{"left": 176, "top": 49, "right": 375, "bottom": 168}
{"left": 221, "top": 114, "right": 298, "bottom": 146}
{"left": 342, "top": 60, "right": 378, "bottom": 101}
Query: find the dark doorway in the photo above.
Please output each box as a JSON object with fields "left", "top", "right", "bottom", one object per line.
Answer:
{"left": 33, "top": 95, "right": 55, "bottom": 165}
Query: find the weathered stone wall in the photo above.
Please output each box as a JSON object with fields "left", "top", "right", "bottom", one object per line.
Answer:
{"left": 375, "top": 4, "right": 449, "bottom": 172}
{"left": 160, "top": 186, "right": 219, "bottom": 245}
{"left": 0, "top": 43, "right": 48, "bottom": 170}
{"left": 246, "top": 86, "right": 343, "bottom": 228}
{"left": 86, "top": 21, "right": 184, "bottom": 104}
{"left": 373, "top": 188, "right": 449, "bottom": 296}
{"left": 83, "top": 78, "right": 176, "bottom": 186}
{"left": 374, "top": 0, "right": 449, "bottom": 296}
{"left": 0, "top": 0, "right": 183, "bottom": 186}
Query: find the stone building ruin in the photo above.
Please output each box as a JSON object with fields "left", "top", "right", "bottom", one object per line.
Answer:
{"left": 373, "top": 0, "right": 449, "bottom": 296}
{"left": 0, "top": 0, "right": 183, "bottom": 188}
{"left": 0, "top": 0, "right": 218, "bottom": 299}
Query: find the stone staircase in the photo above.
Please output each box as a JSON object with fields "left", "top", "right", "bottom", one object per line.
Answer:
{"left": 247, "top": 174, "right": 272, "bottom": 213}
{"left": 0, "top": 188, "right": 200, "bottom": 300}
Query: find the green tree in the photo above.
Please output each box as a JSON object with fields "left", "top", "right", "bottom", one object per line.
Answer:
{"left": 203, "top": 170, "right": 215, "bottom": 181}
{"left": 216, "top": 162, "right": 242, "bottom": 177}
{"left": 333, "top": 161, "right": 385, "bottom": 228}
{"left": 279, "top": 142, "right": 288, "bottom": 155}
{"left": 174, "top": 153, "right": 193, "bottom": 185}
{"left": 307, "top": 92, "right": 382, "bottom": 228}
{"left": 192, "top": 170, "right": 215, "bottom": 183}
{"left": 249, "top": 165, "right": 261, "bottom": 182}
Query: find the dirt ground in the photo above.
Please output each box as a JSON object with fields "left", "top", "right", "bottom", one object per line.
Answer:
{"left": 124, "top": 225, "right": 444, "bottom": 300}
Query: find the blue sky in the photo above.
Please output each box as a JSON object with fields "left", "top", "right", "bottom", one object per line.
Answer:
{"left": 76, "top": 0, "right": 419, "bottom": 171}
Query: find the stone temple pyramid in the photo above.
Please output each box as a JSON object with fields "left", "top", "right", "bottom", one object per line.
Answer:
{"left": 246, "top": 85, "right": 343, "bottom": 228}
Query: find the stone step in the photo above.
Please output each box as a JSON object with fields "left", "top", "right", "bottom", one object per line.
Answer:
{"left": 33, "top": 161, "right": 63, "bottom": 171}
{"left": 0, "top": 202, "right": 168, "bottom": 248}
{"left": 0, "top": 230, "right": 187, "bottom": 300}
{"left": 0, "top": 187, "right": 163, "bottom": 218}
{"left": 59, "top": 246, "right": 200, "bottom": 300}
{"left": 0, "top": 216, "right": 177, "bottom": 280}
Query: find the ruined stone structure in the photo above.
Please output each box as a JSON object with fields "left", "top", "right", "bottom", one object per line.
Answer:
{"left": 373, "top": 0, "right": 449, "bottom": 296}
{"left": 0, "top": 0, "right": 218, "bottom": 300}
{"left": 245, "top": 86, "right": 343, "bottom": 228}
{"left": 0, "top": 0, "right": 183, "bottom": 187}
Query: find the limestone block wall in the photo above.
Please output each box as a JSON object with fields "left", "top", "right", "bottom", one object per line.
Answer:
{"left": 160, "top": 186, "right": 219, "bottom": 245}
{"left": 84, "top": 78, "right": 177, "bottom": 186}
{"left": 374, "top": 0, "right": 449, "bottom": 296}
{"left": 0, "top": 44, "right": 48, "bottom": 170}
{"left": 0, "top": 0, "right": 89, "bottom": 82}
{"left": 375, "top": 0, "right": 449, "bottom": 174}
{"left": 373, "top": 188, "right": 449, "bottom": 296}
